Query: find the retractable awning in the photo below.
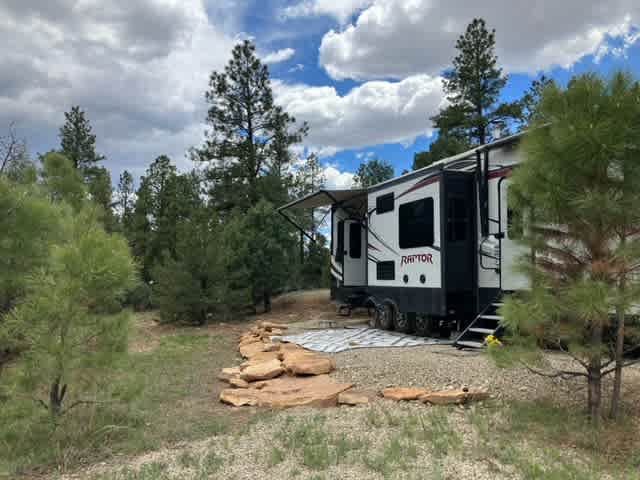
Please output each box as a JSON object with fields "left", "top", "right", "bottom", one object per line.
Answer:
{"left": 278, "top": 188, "right": 367, "bottom": 243}
{"left": 278, "top": 188, "right": 366, "bottom": 211}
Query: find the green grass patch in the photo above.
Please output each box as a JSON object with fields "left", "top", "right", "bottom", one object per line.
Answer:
{"left": 271, "top": 415, "right": 365, "bottom": 471}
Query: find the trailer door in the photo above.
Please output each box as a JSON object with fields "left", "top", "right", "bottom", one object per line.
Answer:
{"left": 499, "top": 180, "right": 530, "bottom": 291}
{"left": 343, "top": 220, "right": 366, "bottom": 286}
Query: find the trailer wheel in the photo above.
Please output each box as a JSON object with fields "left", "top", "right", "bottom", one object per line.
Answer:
{"left": 414, "top": 314, "right": 434, "bottom": 337}
{"left": 394, "top": 312, "right": 415, "bottom": 333}
{"left": 376, "top": 302, "right": 395, "bottom": 330}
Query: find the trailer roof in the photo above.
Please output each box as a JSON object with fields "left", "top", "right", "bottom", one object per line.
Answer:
{"left": 277, "top": 188, "right": 367, "bottom": 211}
{"left": 367, "top": 130, "right": 525, "bottom": 193}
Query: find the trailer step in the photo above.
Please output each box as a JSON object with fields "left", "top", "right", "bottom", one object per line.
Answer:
{"left": 469, "top": 327, "right": 494, "bottom": 335}
{"left": 452, "top": 294, "right": 507, "bottom": 349}
{"left": 456, "top": 340, "right": 484, "bottom": 349}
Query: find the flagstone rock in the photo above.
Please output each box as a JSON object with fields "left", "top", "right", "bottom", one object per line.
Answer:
{"left": 281, "top": 350, "right": 335, "bottom": 376}
{"left": 381, "top": 387, "right": 428, "bottom": 401}
{"left": 239, "top": 341, "right": 269, "bottom": 359}
{"left": 218, "top": 367, "right": 241, "bottom": 382}
{"left": 260, "top": 321, "right": 288, "bottom": 331}
{"left": 239, "top": 359, "right": 284, "bottom": 382}
{"left": 229, "top": 377, "right": 250, "bottom": 388}
{"left": 219, "top": 374, "right": 353, "bottom": 408}
{"left": 240, "top": 351, "right": 281, "bottom": 368}
{"left": 419, "top": 388, "right": 489, "bottom": 405}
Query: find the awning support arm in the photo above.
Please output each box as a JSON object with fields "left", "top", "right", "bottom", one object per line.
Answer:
{"left": 278, "top": 209, "right": 316, "bottom": 244}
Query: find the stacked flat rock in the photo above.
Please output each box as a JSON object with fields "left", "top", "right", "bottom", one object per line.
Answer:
{"left": 218, "top": 321, "right": 351, "bottom": 408}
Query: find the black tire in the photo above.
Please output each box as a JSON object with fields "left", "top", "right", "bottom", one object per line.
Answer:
{"left": 394, "top": 312, "right": 415, "bottom": 333}
{"left": 376, "top": 302, "right": 395, "bottom": 330}
{"left": 414, "top": 314, "right": 430, "bottom": 336}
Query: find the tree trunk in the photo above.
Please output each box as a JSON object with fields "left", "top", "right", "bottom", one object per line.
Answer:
{"left": 49, "top": 376, "right": 67, "bottom": 417}
{"left": 587, "top": 319, "right": 603, "bottom": 424}
{"left": 263, "top": 289, "right": 271, "bottom": 313}
{"left": 610, "top": 302, "right": 625, "bottom": 419}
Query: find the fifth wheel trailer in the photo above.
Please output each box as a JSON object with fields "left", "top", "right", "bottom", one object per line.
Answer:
{"left": 278, "top": 132, "right": 530, "bottom": 347}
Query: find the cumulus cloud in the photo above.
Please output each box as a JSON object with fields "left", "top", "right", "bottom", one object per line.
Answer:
{"left": 319, "top": 0, "right": 640, "bottom": 80}
{"left": 273, "top": 75, "right": 446, "bottom": 155}
{"left": 281, "top": 0, "right": 373, "bottom": 24}
{"left": 262, "top": 47, "right": 296, "bottom": 64}
{"left": 0, "top": 0, "right": 236, "bottom": 176}
{"left": 323, "top": 165, "right": 355, "bottom": 188}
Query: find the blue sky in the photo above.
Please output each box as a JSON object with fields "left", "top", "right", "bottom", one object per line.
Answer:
{"left": 1, "top": 0, "right": 639, "bottom": 187}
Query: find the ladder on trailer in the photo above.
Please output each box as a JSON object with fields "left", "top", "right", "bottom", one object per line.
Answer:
{"left": 453, "top": 299, "right": 504, "bottom": 349}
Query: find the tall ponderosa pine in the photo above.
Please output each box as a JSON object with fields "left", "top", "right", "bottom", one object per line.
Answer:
{"left": 433, "top": 18, "right": 521, "bottom": 145}
{"left": 116, "top": 170, "right": 135, "bottom": 234}
{"left": 195, "top": 40, "right": 307, "bottom": 211}
{"left": 353, "top": 157, "right": 394, "bottom": 188}
{"left": 59, "top": 106, "right": 105, "bottom": 171}
{"left": 412, "top": 133, "right": 470, "bottom": 170}
{"left": 498, "top": 72, "right": 640, "bottom": 423}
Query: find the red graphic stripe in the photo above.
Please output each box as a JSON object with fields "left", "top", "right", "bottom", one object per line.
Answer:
{"left": 396, "top": 175, "right": 440, "bottom": 199}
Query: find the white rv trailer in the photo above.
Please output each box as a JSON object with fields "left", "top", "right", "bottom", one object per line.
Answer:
{"left": 279, "top": 132, "right": 530, "bottom": 348}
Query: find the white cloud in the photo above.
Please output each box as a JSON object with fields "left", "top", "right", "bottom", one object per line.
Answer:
{"left": 323, "top": 165, "right": 355, "bottom": 188}
{"left": 281, "top": 0, "right": 374, "bottom": 24}
{"left": 318, "top": 0, "right": 640, "bottom": 80}
{"left": 288, "top": 63, "right": 305, "bottom": 73}
{"left": 262, "top": 47, "right": 296, "bottom": 64}
{"left": 274, "top": 74, "right": 446, "bottom": 155}
{"left": 0, "top": 0, "right": 236, "bottom": 177}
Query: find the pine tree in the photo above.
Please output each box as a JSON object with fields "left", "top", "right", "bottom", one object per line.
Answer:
{"left": 519, "top": 75, "right": 556, "bottom": 127}
{"left": 353, "top": 157, "right": 394, "bottom": 187}
{"left": 194, "top": 40, "right": 306, "bottom": 212}
{"left": 412, "top": 133, "right": 471, "bottom": 170}
{"left": 497, "top": 72, "right": 640, "bottom": 423}
{"left": 432, "top": 18, "right": 521, "bottom": 145}
{"left": 116, "top": 170, "right": 135, "bottom": 235}
{"left": 59, "top": 106, "right": 105, "bottom": 171}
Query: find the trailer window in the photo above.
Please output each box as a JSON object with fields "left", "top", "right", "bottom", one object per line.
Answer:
{"left": 447, "top": 196, "right": 468, "bottom": 242}
{"left": 507, "top": 208, "right": 523, "bottom": 239}
{"left": 336, "top": 220, "right": 344, "bottom": 262}
{"left": 376, "top": 193, "right": 394, "bottom": 214}
{"left": 399, "top": 198, "right": 434, "bottom": 249}
{"left": 376, "top": 261, "right": 395, "bottom": 280}
{"left": 349, "top": 223, "right": 362, "bottom": 258}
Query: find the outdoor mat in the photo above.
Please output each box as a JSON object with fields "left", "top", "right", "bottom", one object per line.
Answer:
{"left": 277, "top": 326, "right": 450, "bottom": 353}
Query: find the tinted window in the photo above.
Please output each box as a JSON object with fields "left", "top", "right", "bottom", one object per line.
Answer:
{"left": 349, "top": 223, "right": 362, "bottom": 258}
{"left": 336, "top": 220, "right": 344, "bottom": 262}
{"left": 376, "top": 261, "right": 395, "bottom": 280}
{"left": 447, "top": 196, "right": 468, "bottom": 242}
{"left": 376, "top": 193, "right": 394, "bottom": 214}
{"left": 399, "top": 198, "right": 434, "bottom": 249}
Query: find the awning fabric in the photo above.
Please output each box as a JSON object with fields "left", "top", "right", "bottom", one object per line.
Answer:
{"left": 278, "top": 188, "right": 366, "bottom": 211}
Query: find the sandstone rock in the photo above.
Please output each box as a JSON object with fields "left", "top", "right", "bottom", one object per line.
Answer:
{"left": 259, "top": 321, "right": 288, "bottom": 331}
{"left": 239, "top": 359, "right": 284, "bottom": 382}
{"left": 281, "top": 350, "right": 335, "bottom": 376}
{"left": 381, "top": 387, "right": 428, "bottom": 401}
{"left": 240, "top": 351, "right": 280, "bottom": 367}
{"left": 219, "top": 374, "right": 352, "bottom": 408}
{"left": 218, "top": 367, "right": 241, "bottom": 382}
{"left": 239, "top": 336, "right": 262, "bottom": 347}
{"left": 229, "top": 377, "right": 249, "bottom": 388}
{"left": 220, "top": 389, "right": 259, "bottom": 407}
{"left": 419, "top": 388, "right": 489, "bottom": 405}
{"left": 338, "top": 391, "right": 370, "bottom": 406}
{"left": 262, "top": 342, "right": 280, "bottom": 352}
{"left": 239, "top": 341, "right": 269, "bottom": 359}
